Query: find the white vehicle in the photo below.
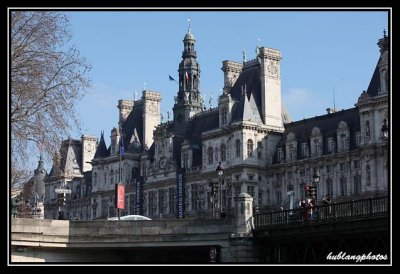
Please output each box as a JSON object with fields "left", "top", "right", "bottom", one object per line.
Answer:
{"left": 107, "top": 215, "right": 152, "bottom": 221}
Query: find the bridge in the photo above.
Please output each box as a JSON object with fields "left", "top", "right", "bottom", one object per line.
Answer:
{"left": 253, "top": 196, "right": 389, "bottom": 263}
{"left": 10, "top": 196, "right": 390, "bottom": 264}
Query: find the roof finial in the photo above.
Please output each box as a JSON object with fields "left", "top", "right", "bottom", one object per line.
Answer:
{"left": 256, "top": 38, "right": 261, "bottom": 56}
{"left": 242, "top": 44, "right": 247, "bottom": 63}
{"left": 383, "top": 29, "right": 387, "bottom": 37}
{"left": 187, "top": 17, "right": 191, "bottom": 33}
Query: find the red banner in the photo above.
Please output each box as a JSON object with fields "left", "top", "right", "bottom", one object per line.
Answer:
{"left": 115, "top": 183, "right": 125, "bottom": 209}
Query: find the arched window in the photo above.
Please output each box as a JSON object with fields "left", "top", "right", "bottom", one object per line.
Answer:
{"left": 340, "top": 177, "right": 347, "bottom": 197}
{"left": 340, "top": 134, "right": 347, "bottom": 151}
{"left": 247, "top": 139, "right": 254, "bottom": 157}
{"left": 220, "top": 144, "right": 226, "bottom": 161}
{"left": 207, "top": 147, "right": 213, "bottom": 164}
{"left": 289, "top": 144, "right": 295, "bottom": 160}
{"left": 221, "top": 107, "right": 227, "bottom": 125}
{"left": 365, "top": 120, "right": 370, "bottom": 137}
{"left": 366, "top": 164, "right": 371, "bottom": 183}
{"left": 354, "top": 174, "right": 361, "bottom": 195}
{"left": 235, "top": 140, "right": 241, "bottom": 157}
{"left": 326, "top": 178, "right": 333, "bottom": 197}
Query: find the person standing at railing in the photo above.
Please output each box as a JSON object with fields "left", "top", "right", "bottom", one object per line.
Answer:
{"left": 309, "top": 199, "right": 317, "bottom": 221}
{"left": 322, "top": 194, "right": 332, "bottom": 218}
{"left": 299, "top": 198, "right": 308, "bottom": 222}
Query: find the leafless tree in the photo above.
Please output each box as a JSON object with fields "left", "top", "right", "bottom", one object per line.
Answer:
{"left": 10, "top": 161, "right": 32, "bottom": 196}
{"left": 10, "top": 11, "right": 91, "bottom": 178}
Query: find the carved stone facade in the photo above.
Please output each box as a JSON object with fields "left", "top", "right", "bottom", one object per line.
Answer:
{"left": 45, "top": 31, "right": 389, "bottom": 220}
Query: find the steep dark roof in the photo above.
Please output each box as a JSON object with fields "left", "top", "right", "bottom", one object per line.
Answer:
{"left": 230, "top": 67, "right": 262, "bottom": 122}
{"left": 94, "top": 133, "right": 109, "bottom": 159}
{"left": 273, "top": 108, "right": 360, "bottom": 163}
{"left": 284, "top": 108, "right": 360, "bottom": 140}
{"left": 366, "top": 58, "right": 382, "bottom": 97}
{"left": 122, "top": 103, "right": 144, "bottom": 151}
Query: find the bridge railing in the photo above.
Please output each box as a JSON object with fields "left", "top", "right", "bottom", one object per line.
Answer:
{"left": 254, "top": 196, "right": 388, "bottom": 230}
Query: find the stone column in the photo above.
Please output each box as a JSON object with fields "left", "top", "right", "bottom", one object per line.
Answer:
{"left": 234, "top": 193, "right": 254, "bottom": 236}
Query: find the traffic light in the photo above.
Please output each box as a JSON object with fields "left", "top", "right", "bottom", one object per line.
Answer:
{"left": 304, "top": 185, "right": 317, "bottom": 199}
{"left": 56, "top": 193, "right": 66, "bottom": 206}
{"left": 310, "top": 186, "right": 317, "bottom": 197}
{"left": 209, "top": 181, "right": 218, "bottom": 197}
{"left": 304, "top": 185, "right": 311, "bottom": 197}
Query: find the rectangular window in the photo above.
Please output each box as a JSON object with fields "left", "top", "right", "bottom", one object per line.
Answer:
{"left": 355, "top": 132, "right": 361, "bottom": 148}
{"left": 325, "top": 179, "right": 333, "bottom": 197}
{"left": 354, "top": 175, "right": 361, "bottom": 195}
{"left": 276, "top": 192, "right": 282, "bottom": 204}
{"left": 327, "top": 137, "right": 334, "bottom": 153}
{"left": 183, "top": 153, "right": 189, "bottom": 169}
{"left": 353, "top": 160, "right": 360, "bottom": 169}
{"left": 340, "top": 177, "right": 347, "bottom": 197}
{"left": 234, "top": 186, "right": 241, "bottom": 197}
{"left": 247, "top": 186, "right": 255, "bottom": 198}
{"left": 302, "top": 143, "right": 308, "bottom": 158}
{"left": 169, "top": 187, "right": 176, "bottom": 214}
{"left": 129, "top": 194, "right": 135, "bottom": 215}
{"left": 326, "top": 165, "right": 331, "bottom": 173}
{"left": 235, "top": 140, "right": 241, "bottom": 157}
{"left": 300, "top": 169, "right": 306, "bottom": 178}
{"left": 340, "top": 133, "right": 347, "bottom": 151}
{"left": 340, "top": 162, "right": 346, "bottom": 172}
{"left": 191, "top": 184, "right": 198, "bottom": 211}
{"left": 277, "top": 148, "right": 284, "bottom": 162}
{"left": 158, "top": 189, "right": 165, "bottom": 215}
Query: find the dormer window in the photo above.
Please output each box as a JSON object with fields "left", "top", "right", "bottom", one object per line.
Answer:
{"left": 277, "top": 148, "right": 284, "bottom": 162}
{"left": 302, "top": 143, "right": 309, "bottom": 158}
{"left": 221, "top": 106, "right": 227, "bottom": 125}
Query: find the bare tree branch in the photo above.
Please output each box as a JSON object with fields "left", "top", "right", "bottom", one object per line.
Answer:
{"left": 10, "top": 11, "right": 91, "bottom": 185}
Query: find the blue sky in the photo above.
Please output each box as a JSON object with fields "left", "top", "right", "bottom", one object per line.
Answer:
{"left": 67, "top": 10, "right": 388, "bottom": 147}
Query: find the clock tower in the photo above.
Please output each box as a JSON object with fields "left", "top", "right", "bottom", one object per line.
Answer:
{"left": 173, "top": 25, "right": 203, "bottom": 128}
{"left": 81, "top": 134, "right": 97, "bottom": 172}
{"left": 143, "top": 90, "right": 161, "bottom": 149}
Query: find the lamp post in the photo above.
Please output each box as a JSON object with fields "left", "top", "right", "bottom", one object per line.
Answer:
{"left": 312, "top": 168, "right": 320, "bottom": 202}
{"left": 216, "top": 162, "right": 224, "bottom": 218}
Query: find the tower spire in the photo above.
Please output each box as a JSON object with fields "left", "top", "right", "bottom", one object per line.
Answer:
{"left": 173, "top": 26, "right": 202, "bottom": 125}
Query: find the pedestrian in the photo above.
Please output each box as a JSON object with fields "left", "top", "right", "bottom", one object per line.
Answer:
{"left": 322, "top": 194, "right": 332, "bottom": 218}
{"left": 309, "top": 199, "right": 317, "bottom": 220}
{"left": 299, "top": 198, "right": 308, "bottom": 222}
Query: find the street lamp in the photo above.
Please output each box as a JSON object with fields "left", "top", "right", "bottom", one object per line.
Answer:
{"left": 381, "top": 119, "right": 389, "bottom": 140}
{"left": 312, "top": 168, "right": 320, "bottom": 202}
{"left": 216, "top": 162, "right": 224, "bottom": 218}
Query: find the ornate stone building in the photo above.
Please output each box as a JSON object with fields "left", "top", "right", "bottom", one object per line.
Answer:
{"left": 45, "top": 28, "right": 389, "bottom": 220}
{"left": 44, "top": 135, "right": 97, "bottom": 220}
